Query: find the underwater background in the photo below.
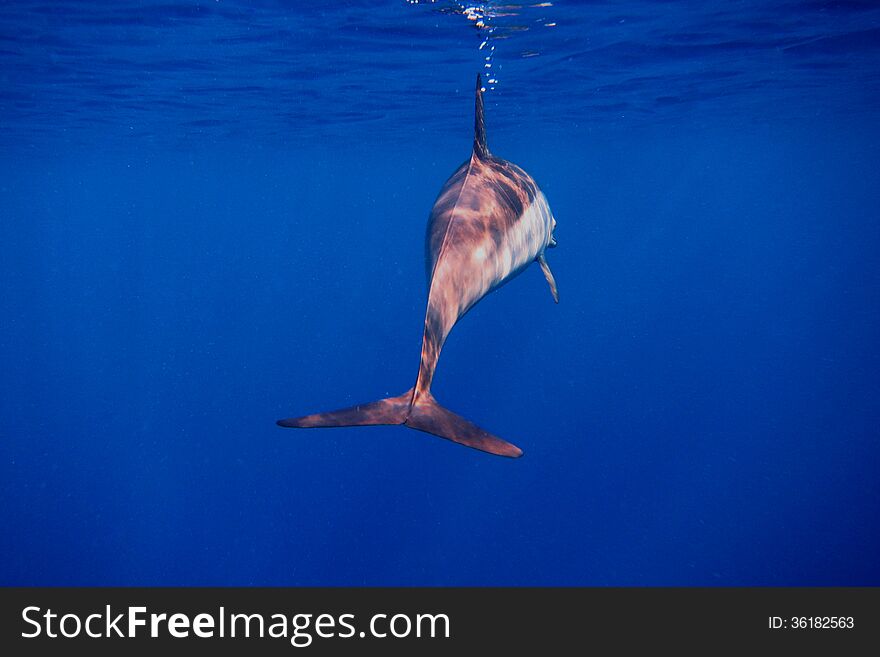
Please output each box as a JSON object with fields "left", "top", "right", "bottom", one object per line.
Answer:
{"left": 1, "top": 1, "right": 879, "bottom": 585}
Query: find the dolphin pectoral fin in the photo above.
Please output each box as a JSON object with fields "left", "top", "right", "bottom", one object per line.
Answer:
{"left": 537, "top": 254, "right": 559, "bottom": 304}
{"left": 404, "top": 392, "right": 523, "bottom": 458}
{"left": 278, "top": 388, "right": 413, "bottom": 428}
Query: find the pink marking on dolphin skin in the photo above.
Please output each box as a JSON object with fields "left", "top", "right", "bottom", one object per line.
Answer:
{"left": 279, "top": 73, "right": 559, "bottom": 458}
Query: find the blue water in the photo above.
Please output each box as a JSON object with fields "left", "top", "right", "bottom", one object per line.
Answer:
{"left": 2, "top": 1, "right": 879, "bottom": 586}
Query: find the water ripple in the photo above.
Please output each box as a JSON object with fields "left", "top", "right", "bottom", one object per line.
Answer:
{"left": 0, "top": 0, "right": 878, "bottom": 147}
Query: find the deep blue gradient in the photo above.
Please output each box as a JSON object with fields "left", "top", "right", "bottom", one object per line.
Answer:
{"left": 1, "top": 1, "right": 879, "bottom": 585}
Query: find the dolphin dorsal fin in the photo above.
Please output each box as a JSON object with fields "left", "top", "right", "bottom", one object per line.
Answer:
{"left": 473, "top": 73, "right": 489, "bottom": 159}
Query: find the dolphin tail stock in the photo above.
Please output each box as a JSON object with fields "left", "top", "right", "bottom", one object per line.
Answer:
{"left": 277, "top": 389, "right": 523, "bottom": 458}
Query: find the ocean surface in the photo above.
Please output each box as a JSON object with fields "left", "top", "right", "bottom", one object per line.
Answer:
{"left": 1, "top": 0, "right": 879, "bottom": 585}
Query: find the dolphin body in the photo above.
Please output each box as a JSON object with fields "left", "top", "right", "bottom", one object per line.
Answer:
{"left": 278, "top": 74, "right": 559, "bottom": 457}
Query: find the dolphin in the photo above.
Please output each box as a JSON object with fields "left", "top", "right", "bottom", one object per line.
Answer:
{"left": 278, "top": 74, "right": 559, "bottom": 458}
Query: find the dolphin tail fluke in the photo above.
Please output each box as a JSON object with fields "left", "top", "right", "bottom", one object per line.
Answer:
{"left": 278, "top": 388, "right": 522, "bottom": 458}
{"left": 277, "top": 389, "right": 414, "bottom": 429}
{"left": 404, "top": 392, "right": 523, "bottom": 458}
